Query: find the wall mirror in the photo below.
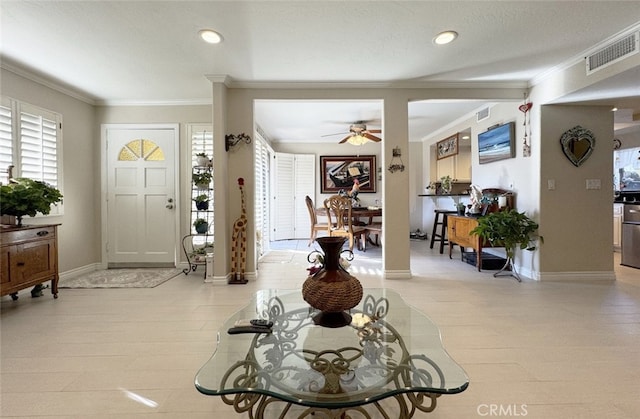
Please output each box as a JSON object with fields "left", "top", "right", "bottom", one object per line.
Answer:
{"left": 560, "top": 125, "right": 595, "bottom": 167}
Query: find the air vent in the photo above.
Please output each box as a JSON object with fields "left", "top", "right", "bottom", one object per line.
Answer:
{"left": 477, "top": 107, "right": 490, "bottom": 122}
{"left": 586, "top": 31, "right": 638, "bottom": 74}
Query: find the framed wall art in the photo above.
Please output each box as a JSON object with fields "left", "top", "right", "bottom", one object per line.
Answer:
{"left": 320, "top": 155, "right": 376, "bottom": 193}
{"left": 478, "top": 122, "right": 516, "bottom": 164}
{"left": 436, "top": 133, "right": 459, "bottom": 160}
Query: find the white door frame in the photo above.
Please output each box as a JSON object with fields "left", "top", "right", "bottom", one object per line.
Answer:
{"left": 100, "top": 123, "right": 181, "bottom": 269}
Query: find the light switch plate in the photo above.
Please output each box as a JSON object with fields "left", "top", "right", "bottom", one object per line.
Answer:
{"left": 586, "top": 179, "right": 601, "bottom": 190}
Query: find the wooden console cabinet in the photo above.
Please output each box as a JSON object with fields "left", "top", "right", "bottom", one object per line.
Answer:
{"left": 1, "top": 224, "right": 60, "bottom": 300}
{"left": 447, "top": 215, "right": 493, "bottom": 271}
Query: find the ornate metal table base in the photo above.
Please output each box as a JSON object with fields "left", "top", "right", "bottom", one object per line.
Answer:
{"left": 222, "top": 391, "right": 440, "bottom": 418}
{"left": 195, "top": 290, "right": 468, "bottom": 419}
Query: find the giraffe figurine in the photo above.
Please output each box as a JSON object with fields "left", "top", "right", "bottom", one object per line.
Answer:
{"left": 230, "top": 177, "right": 249, "bottom": 284}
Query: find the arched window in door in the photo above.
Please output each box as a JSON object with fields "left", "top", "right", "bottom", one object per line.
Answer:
{"left": 117, "top": 139, "right": 165, "bottom": 161}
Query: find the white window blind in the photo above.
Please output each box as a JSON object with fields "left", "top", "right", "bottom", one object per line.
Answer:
{"left": 0, "top": 104, "right": 13, "bottom": 181}
{"left": 0, "top": 97, "right": 63, "bottom": 215}
{"left": 20, "top": 106, "right": 59, "bottom": 186}
{"left": 254, "top": 136, "right": 271, "bottom": 254}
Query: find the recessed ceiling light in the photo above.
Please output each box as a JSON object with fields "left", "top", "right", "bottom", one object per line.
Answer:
{"left": 434, "top": 30, "right": 458, "bottom": 45}
{"left": 199, "top": 29, "right": 223, "bottom": 44}
{"left": 612, "top": 107, "right": 618, "bottom": 112}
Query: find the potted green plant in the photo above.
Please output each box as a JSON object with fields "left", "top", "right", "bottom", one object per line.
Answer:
{"left": 0, "top": 178, "right": 63, "bottom": 226}
{"left": 192, "top": 194, "right": 209, "bottom": 210}
{"left": 455, "top": 202, "right": 466, "bottom": 215}
{"left": 440, "top": 175, "right": 452, "bottom": 194}
{"left": 193, "top": 218, "right": 209, "bottom": 234}
{"left": 470, "top": 209, "right": 542, "bottom": 281}
{"left": 195, "top": 152, "right": 209, "bottom": 167}
{"left": 192, "top": 171, "right": 212, "bottom": 189}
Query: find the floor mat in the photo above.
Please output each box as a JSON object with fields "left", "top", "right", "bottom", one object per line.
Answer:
{"left": 59, "top": 268, "right": 182, "bottom": 288}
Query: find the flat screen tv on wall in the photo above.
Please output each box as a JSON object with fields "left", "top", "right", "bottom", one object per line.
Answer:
{"left": 478, "top": 122, "right": 515, "bottom": 164}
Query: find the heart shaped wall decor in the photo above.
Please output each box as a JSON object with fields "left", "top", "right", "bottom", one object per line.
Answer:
{"left": 518, "top": 102, "right": 532, "bottom": 113}
{"left": 559, "top": 125, "right": 595, "bottom": 167}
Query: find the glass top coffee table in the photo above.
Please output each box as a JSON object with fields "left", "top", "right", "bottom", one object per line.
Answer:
{"left": 195, "top": 289, "right": 468, "bottom": 418}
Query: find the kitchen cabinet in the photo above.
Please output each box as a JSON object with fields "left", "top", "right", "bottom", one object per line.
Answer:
{"left": 1, "top": 224, "right": 59, "bottom": 300}
{"left": 435, "top": 145, "right": 471, "bottom": 182}
{"left": 613, "top": 203, "right": 623, "bottom": 251}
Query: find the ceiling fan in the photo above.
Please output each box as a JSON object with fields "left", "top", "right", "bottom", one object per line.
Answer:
{"left": 323, "top": 121, "right": 382, "bottom": 144}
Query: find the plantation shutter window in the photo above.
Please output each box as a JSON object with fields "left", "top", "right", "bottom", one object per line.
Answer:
{"left": 0, "top": 97, "right": 63, "bottom": 216}
{"left": 0, "top": 104, "right": 13, "bottom": 181}
{"left": 20, "top": 105, "right": 59, "bottom": 186}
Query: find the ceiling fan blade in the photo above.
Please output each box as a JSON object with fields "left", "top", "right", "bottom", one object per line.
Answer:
{"left": 338, "top": 134, "right": 352, "bottom": 144}
{"left": 366, "top": 129, "right": 382, "bottom": 134}
{"left": 363, "top": 132, "right": 382, "bottom": 142}
{"left": 321, "top": 131, "right": 349, "bottom": 137}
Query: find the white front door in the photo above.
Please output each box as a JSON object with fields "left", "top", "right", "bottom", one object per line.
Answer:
{"left": 103, "top": 125, "right": 179, "bottom": 267}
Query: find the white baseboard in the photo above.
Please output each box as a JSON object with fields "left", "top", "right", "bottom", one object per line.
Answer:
{"left": 538, "top": 271, "right": 616, "bottom": 281}
{"left": 206, "top": 272, "right": 256, "bottom": 283}
{"left": 384, "top": 270, "right": 412, "bottom": 279}
{"left": 59, "top": 263, "right": 101, "bottom": 281}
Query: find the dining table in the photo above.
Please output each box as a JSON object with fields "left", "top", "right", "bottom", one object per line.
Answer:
{"left": 315, "top": 206, "right": 382, "bottom": 223}
{"left": 316, "top": 206, "right": 382, "bottom": 248}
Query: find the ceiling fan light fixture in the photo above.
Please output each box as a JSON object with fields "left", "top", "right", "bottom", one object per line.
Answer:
{"left": 347, "top": 135, "right": 369, "bottom": 146}
{"left": 433, "top": 30, "right": 458, "bottom": 45}
{"left": 199, "top": 29, "right": 223, "bottom": 44}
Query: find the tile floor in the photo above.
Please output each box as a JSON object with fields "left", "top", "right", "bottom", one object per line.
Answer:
{"left": 1, "top": 240, "right": 639, "bottom": 418}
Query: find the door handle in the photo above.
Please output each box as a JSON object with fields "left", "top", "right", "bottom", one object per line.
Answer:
{"left": 166, "top": 204, "right": 174, "bottom": 209}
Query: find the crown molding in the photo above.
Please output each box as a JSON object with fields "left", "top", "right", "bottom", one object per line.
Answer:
{"left": 1, "top": 58, "right": 97, "bottom": 105}
{"left": 95, "top": 98, "right": 213, "bottom": 107}
{"left": 215, "top": 79, "right": 528, "bottom": 90}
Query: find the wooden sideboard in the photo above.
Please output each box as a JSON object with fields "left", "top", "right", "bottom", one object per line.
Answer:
{"left": 447, "top": 215, "right": 493, "bottom": 271}
{"left": 1, "top": 224, "right": 60, "bottom": 300}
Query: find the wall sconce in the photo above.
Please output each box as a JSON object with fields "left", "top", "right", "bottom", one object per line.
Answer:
{"left": 225, "top": 133, "right": 252, "bottom": 151}
{"left": 388, "top": 147, "right": 405, "bottom": 173}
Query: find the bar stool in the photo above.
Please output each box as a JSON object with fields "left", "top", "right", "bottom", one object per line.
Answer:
{"left": 430, "top": 209, "right": 457, "bottom": 254}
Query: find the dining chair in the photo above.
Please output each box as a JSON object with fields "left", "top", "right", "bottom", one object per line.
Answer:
{"left": 366, "top": 222, "right": 382, "bottom": 247}
{"left": 305, "top": 195, "right": 329, "bottom": 246}
{"left": 323, "top": 195, "right": 367, "bottom": 251}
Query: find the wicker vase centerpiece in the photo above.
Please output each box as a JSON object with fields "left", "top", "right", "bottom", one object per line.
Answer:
{"left": 302, "top": 236, "right": 363, "bottom": 327}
